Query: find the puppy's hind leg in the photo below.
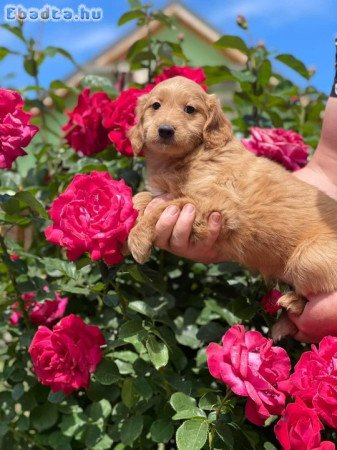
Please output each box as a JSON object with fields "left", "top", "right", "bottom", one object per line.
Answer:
{"left": 271, "top": 311, "right": 299, "bottom": 342}
{"left": 277, "top": 291, "right": 306, "bottom": 315}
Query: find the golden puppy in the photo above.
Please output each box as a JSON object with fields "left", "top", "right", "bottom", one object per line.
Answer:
{"left": 127, "top": 76, "right": 337, "bottom": 339}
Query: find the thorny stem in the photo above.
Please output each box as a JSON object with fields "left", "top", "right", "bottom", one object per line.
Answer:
{"left": 0, "top": 233, "right": 30, "bottom": 328}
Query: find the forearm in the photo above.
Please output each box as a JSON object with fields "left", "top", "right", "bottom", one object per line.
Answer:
{"left": 312, "top": 97, "right": 337, "bottom": 184}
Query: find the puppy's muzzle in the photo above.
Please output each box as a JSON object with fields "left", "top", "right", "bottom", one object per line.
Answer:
{"left": 158, "top": 124, "right": 175, "bottom": 139}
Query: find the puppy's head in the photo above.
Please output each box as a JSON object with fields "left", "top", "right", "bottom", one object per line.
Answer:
{"left": 128, "top": 76, "right": 232, "bottom": 157}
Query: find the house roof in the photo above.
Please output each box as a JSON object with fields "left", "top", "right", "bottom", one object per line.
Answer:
{"left": 65, "top": 2, "right": 246, "bottom": 87}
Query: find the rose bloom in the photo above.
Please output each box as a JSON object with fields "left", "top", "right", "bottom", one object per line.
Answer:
{"left": 29, "top": 314, "right": 105, "bottom": 395}
{"left": 45, "top": 171, "right": 138, "bottom": 265}
{"left": 261, "top": 289, "right": 282, "bottom": 315}
{"left": 62, "top": 88, "right": 111, "bottom": 156}
{"left": 242, "top": 127, "right": 309, "bottom": 171}
{"left": 102, "top": 84, "right": 153, "bottom": 156}
{"left": 154, "top": 66, "right": 207, "bottom": 89}
{"left": 206, "top": 324, "right": 291, "bottom": 425}
{"left": 274, "top": 400, "right": 335, "bottom": 450}
{"left": 280, "top": 336, "right": 337, "bottom": 428}
{"left": 10, "top": 290, "right": 68, "bottom": 327}
{"left": 0, "top": 88, "right": 39, "bottom": 168}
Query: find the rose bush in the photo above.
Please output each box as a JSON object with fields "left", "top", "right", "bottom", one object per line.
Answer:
{"left": 0, "top": 5, "right": 332, "bottom": 450}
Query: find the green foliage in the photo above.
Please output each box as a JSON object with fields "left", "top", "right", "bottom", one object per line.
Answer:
{"left": 0, "top": 2, "right": 327, "bottom": 450}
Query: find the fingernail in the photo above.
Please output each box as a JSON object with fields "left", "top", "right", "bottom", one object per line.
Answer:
{"left": 183, "top": 204, "right": 195, "bottom": 214}
{"left": 165, "top": 205, "right": 179, "bottom": 216}
{"left": 211, "top": 212, "right": 221, "bottom": 223}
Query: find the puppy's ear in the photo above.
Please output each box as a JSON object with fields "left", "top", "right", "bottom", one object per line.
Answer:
{"left": 128, "top": 93, "right": 149, "bottom": 155}
{"left": 203, "top": 94, "right": 232, "bottom": 150}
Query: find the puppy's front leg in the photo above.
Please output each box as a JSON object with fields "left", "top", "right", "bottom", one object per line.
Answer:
{"left": 133, "top": 191, "right": 154, "bottom": 217}
{"left": 128, "top": 198, "right": 195, "bottom": 264}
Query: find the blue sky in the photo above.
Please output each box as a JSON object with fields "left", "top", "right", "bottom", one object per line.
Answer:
{"left": 0, "top": 0, "right": 336, "bottom": 94}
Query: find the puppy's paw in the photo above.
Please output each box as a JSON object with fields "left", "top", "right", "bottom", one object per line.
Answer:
{"left": 271, "top": 312, "right": 298, "bottom": 342}
{"left": 277, "top": 292, "right": 306, "bottom": 315}
{"left": 127, "top": 229, "right": 152, "bottom": 264}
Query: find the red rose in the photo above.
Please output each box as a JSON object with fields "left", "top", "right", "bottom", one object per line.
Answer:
{"left": 45, "top": 171, "right": 138, "bottom": 265}
{"left": 103, "top": 85, "right": 153, "bottom": 156}
{"left": 62, "top": 88, "right": 111, "bottom": 156}
{"left": 29, "top": 314, "right": 105, "bottom": 395}
{"left": 10, "top": 290, "right": 68, "bottom": 327}
{"left": 0, "top": 88, "right": 39, "bottom": 168}
{"left": 261, "top": 289, "right": 282, "bottom": 315}
{"left": 154, "top": 66, "right": 207, "bottom": 89}
{"left": 274, "top": 400, "right": 334, "bottom": 450}
{"left": 242, "top": 127, "right": 309, "bottom": 171}
{"left": 206, "top": 325, "right": 291, "bottom": 425}
{"left": 280, "top": 336, "right": 337, "bottom": 429}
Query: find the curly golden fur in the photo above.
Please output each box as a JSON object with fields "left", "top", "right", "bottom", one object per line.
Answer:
{"left": 127, "top": 76, "right": 337, "bottom": 339}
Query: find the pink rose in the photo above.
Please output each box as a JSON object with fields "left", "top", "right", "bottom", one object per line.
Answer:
{"left": 261, "top": 289, "right": 282, "bottom": 315}
{"left": 62, "top": 88, "right": 111, "bottom": 156}
{"left": 45, "top": 171, "right": 138, "bottom": 265}
{"left": 274, "top": 400, "right": 335, "bottom": 450}
{"left": 29, "top": 314, "right": 105, "bottom": 395}
{"left": 10, "top": 290, "right": 68, "bottom": 327}
{"left": 0, "top": 88, "right": 39, "bottom": 168}
{"left": 242, "top": 127, "right": 309, "bottom": 171}
{"left": 281, "top": 336, "right": 337, "bottom": 428}
{"left": 206, "top": 325, "right": 291, "bottom": 425}
{"left": 154, "top": 66, "right": 207, "bottom": 89}
{"left": 103, "top": 85, "right": 154, "bottom": 156}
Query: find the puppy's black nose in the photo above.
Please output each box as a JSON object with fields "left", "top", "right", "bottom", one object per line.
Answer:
{"left": 158, "top": 124, "right": 175, "bottom": 139}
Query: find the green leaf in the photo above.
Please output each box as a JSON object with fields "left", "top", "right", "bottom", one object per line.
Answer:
{"left": 48, "top": 390, "right": 65, "bottom": 404}
{"left": 215, "top": 35, "right": 249, "bottom": 56}
{"left": 119, "top": 319, "right": 148, "bottom": 343}
{"left": 150, "top": 419, "right": 174, "bottom": 443}
{"left": 15, "top": 191, "right": 48, "bottom": 219}
{"left": 91, "top": 435, "right": 114, "bottom": 450}
{"left": 44, "top": 46, "right": 77, "bottom": 66}
{"left": 120, "top": 414, "right": 143, "bottom": 446}
{"left": 42, "top": 258, "right": 78, "bottom": 279}
{"left": 258, "top": 59, "right": 272, "bottom": 86}
{"left": 121, "top": 377, "right": 138, "bottom": 409}
{"left": 172, "top": 407, "right": 206, "bottom": 420}
{"left": 199, "top": 392, "right": 218, "bottom": 411}
{"left": 94, "top": 359, "right": 120, "bottom": 385}
{"left": 23, "top": 56, "right": 38, "bottom": 76}
{"left": 275, "top": 53, "right": 310, "bottom": 79}
{"left": 176, "top": 419, "right": 209, "bottom": 450}
{"left": 0, "top": 47, "right": 10, "bottom": 61}
{"left": 146, "top": 335, "right": 169, "bottom": 370}
{"left": 128, "top": 300, "right": 155, "bottom": 318}
{"left": 127, "top": 38, "right": 148, "bottom": 60}
{"left": 80, "top": 75, "right": 118, "bottom": 96}
{"left": 0, "top": 24, "right": 25, "bottom": 42}
{"left": 118, "top": 9, "right": 146, "bottom": 26}
{"left": 30, "top": 403, "right": 58, "bottom": 432}
{"left": 170, "top": 392, "right": 196, "bottom": 412}
{"left": 87, "top": 400, "right": 112, "bottom": 420}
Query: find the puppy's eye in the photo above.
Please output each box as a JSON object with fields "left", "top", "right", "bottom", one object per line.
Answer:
{"left": 152, "top": 102, "right": 161, "bottom": 110}
{"left": 184, "top": 105, "right": 195, "bottom": 114}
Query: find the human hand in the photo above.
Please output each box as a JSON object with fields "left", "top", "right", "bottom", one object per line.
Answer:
{"left": 144, "top": 195, "right": 222, "bottom": 263}
{"left": 287, "top": 165, "right": 337, "bottom": 342}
